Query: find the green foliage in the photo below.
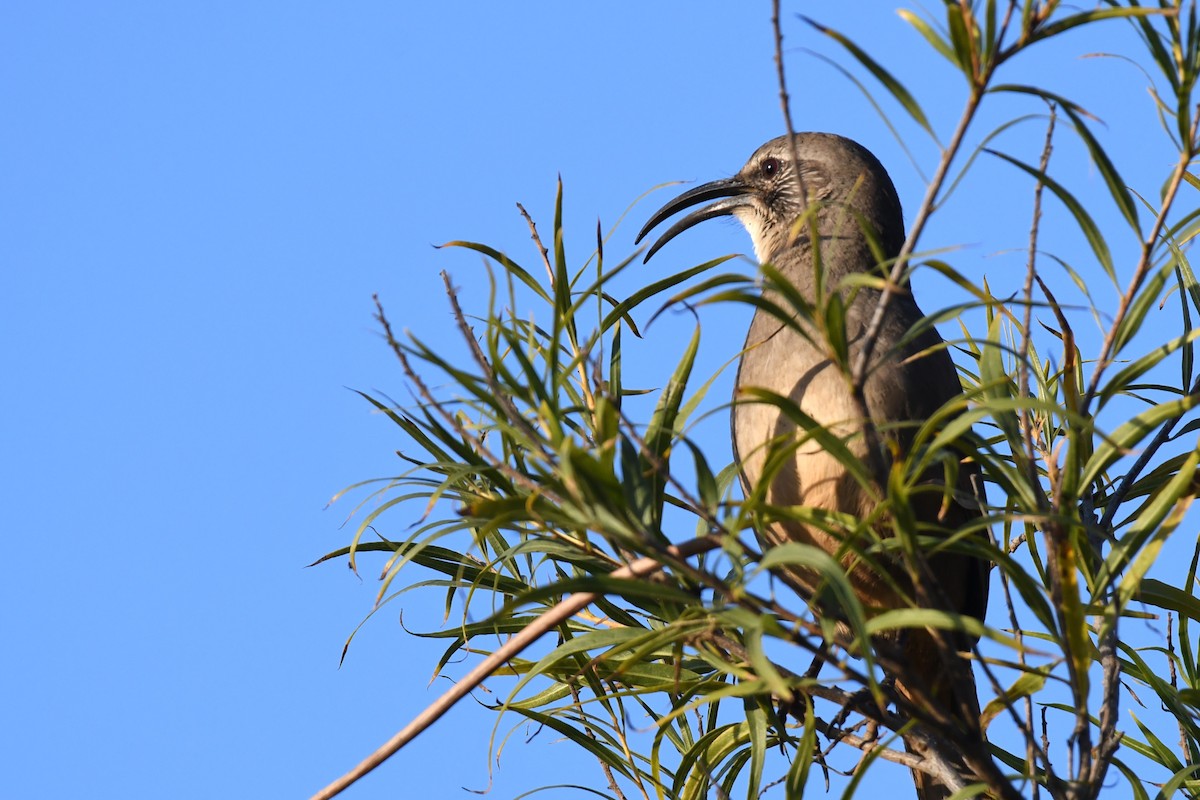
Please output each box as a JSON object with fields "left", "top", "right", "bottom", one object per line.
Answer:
{"left": 319, "top": 2, "right": 1200, "bottom": 798}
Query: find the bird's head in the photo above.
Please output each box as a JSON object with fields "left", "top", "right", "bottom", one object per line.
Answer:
{"left": 636, "top": 133, "right": 904, "bottom": 267}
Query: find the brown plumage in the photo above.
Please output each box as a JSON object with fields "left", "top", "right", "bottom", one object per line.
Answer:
{"left": 638, "top": 133, "right": 990, "bottom": 798}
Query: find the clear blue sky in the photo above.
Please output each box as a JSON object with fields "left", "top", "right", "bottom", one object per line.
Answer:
{"left": 3, "top": 4, "right": 1184, "bottom": 798}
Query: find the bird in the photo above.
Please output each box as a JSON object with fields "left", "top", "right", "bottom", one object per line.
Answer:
{"left": 636, "top": 133, "right": 990, "bottom": 798}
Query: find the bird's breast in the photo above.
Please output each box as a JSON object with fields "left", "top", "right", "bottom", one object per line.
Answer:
{"left": 732, "top": 310, "right": 872, "bottom": 508}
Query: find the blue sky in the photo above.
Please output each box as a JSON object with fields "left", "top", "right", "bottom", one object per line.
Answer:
{"left": 4, "top": 4, "right": 1189, "bottom": 799}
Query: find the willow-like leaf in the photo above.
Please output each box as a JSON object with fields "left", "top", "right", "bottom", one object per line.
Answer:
{"left": 980, "top": 666, "right": 1050, "bottom": 730}
{"left": 1136, "top": 576, "right": 1200, "bottom": 623}
{"left": 676, "top": 723, "right": 752, "bottom": 800}
{"left": 1029, "top": 5, "right": 1166, "bottom": 43}
{"left": 1082, "top": 393, "right": 1200, "bottom": 490}
{"left": 756, "top": 542, "right": 871, "bottom": 653}
{"left": 864, "top": 607, "right": 994, "bottom": 642}
{"left": 1181, "top": 536, "right": 1200, "bottom": 690}
{"left": 803, "top": 49, "right": 932, "bottom": 167}
{"left": 1158, "top": 764, "right": 1200, "bottom": 799}
{"left": 638, "top": 324, "right": 701, "bottom": 535}
{"left": 739, "top": 387, "right": 875, "bottom": 493}
{"left": 601, "top": 256, "right": 738, "bottom": 334}
{"left": 1106, "top": 442, "right": 1200, "bottom": 606}
{"left": 1128, "top": 709, "right": 1188, "bottom": 776}
{"left": 946, "top": 2, "right": 976, "bottom": 78}
{"left": 1110, "top": 257, "right": 1174, "bottom": 360}
{"left": 898, "top": 8, "right": 958, "bottom": 65}
{"left": 1109, "top": 757, "right": 1154, "bottom": 800}
{"left": 507, "top": 705, "right": 644, "bottom": 785}
{"left": 783, "top": 695, "right": 817, "bottom": 796}
{"left": 1097, "top": 325, "right": 1200, "bottom": 411}
{"left": 440, "top": 240, "right": 551, "bottom": 303}
{"left": 987, "top": 148, "right": 1117, "bottom": 284}
{"left": 1121, "top": 640, "right": 1200, "bottom": 749}
{"left": 802, "top": 16, "right": 936, "bottom": 136}
{"left": 744, "top": 696, "right": 767, "bottom": 800}
{"left": 994, "top": 84, "right": 1141, "bottom": 233}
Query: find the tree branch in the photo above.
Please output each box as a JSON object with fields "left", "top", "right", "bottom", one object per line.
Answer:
{"left": 309, "top": 536, "right": 723, "bottom": 800}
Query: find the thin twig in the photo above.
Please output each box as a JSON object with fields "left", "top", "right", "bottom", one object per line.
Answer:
{"left": 1012, "top": 106, "right": 1059, "bottom": 796}
{"left": 516, "top": 201, "right": 598, "bottom": 418}
{"left": 850, "top": 86, "right": 984, "bottom": 393}
{"left": 309, "top": 536, "right": 723, "bottom": 800}
{"left": 1037, "top": 273, "right": 1103, "bottom": 787}
{"left": 998, "top": 563, "right": 1057, "bottom": 793}
{"left": 374, "top": 294, "right": 620, "bottom": 568}
{"left": 374, "top": 295, "right": 560, "bottom": 507}
{"left": 1090, "top": 625, "right": 1124, "bottom": 787}
{"left": 1080, "top": 107, "right": 1200, "bottom": 416}
{"left": 517, "top": 201, "right": 554, "bottom": 286}
{"left": 1041, "top": 706, "right": 1051, "bottom": 770}
{"left": 1018, "top": 105, "right": 1057, "bottom": 513}
{"left": 567, "top": 680, "right": 630, "bottom": 800}
{"left": 772, "top": 0, "right": 808, "bottom": 205}
{"left": 443, "top": 271, "right": 544, "bottom": 448}
{"left": 1169, "top": 613, "right": 1189, "bottom": 762}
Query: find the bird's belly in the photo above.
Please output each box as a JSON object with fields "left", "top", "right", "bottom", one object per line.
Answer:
{"left": 732, "top": 322, "right": 886, "bottom": 599}
{"left": 732, "top": 327, "right": 869, "bottom": 504}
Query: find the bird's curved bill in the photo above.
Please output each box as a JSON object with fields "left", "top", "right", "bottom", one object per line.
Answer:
{"left": 635, "top": 177, "right": 751, "bottom": 262}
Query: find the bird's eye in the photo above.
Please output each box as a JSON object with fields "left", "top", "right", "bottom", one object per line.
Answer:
{"left": 760, "top": 157, "right": 781, "bottom": 178}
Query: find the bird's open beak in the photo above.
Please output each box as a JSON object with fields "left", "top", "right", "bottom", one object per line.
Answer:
{"left": 635, "top": 177, "right": 753, "bottom": 262}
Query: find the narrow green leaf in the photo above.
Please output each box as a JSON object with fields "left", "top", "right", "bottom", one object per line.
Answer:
{"left": 864, "top": 608, "right": 995, "bottom": 643}
{"left": 1129, "top": 709, "right": 1186, "bottom": 774}
{"left": 897, "top": 8, "right": 957, "bottom": 64}
{"left": 758, "top": 543, "right": 871, "bottom": 652}
{"left": 602, "top": 257, "right": 739, "bottom": 333}
{"left": 978, "top": 314, "right": 1022, "bottom": 443}
{"left": 786, "top": 696, "right": 817, "bottom": 796}
{"left": 677, "top": 724, "right": 749, "bottom": 800}
{"left": 1098, "top": 325, "right": 1200, "bottom": 411}
{"left": 980, "top": 667, "right": 1049, "bottom": 730}
{"left": 1172, "top": 257, "right": 1197, "bottom": 391}
{"left": 1030, "top": 7, "right": 1166, "bottom": 42}
{"left": 1109, "top": 443, "right": 1199, "bottom": 605}
{"left": 987, "top": 148, "right": 1116, "bottom": 284}
{"left": 1121, "top": 641, "right": 1200, "bottom": 748}
{"left": 740, "top": 386, "right": 875, "bottom": 492}
{"left": 982, "top": 0, "right": 999, "bottom": 65}
{"left": 507, "top": 706, "right": 642, "bottom": 784}
{"left": 744, "top": 697, "right": 766, "bottom": 800}
{"left": 946, "top": 3, "right": 974, "bottom": 76}
{"left": 802, "top": 16, "right": 936, "bottom": 136}
{"left": 1082, "top": 393, "right": 1200, "bottom": 490}
{"left": 640, "top": 324, "right": 701, "bottom": 529}
{"left": 1111, "top": 258, "right": 1172, "bottom": 359}
{"left": 1109, "top": 758, "right": 1153, "bottom": 800}
{"left": 1158, "top": 764, "right": 1200, "bottom": 798}
{"left": 1027, "top": 89, "right": 1139, "bottom": 231}
{"left": 808, "top": 49, "right": 935, "bottom": 166}
{"left": 1137, "top": 577, "right": 1200, "bottom": 623}
{"left": 440, "top": 240, "right": 551, "bottom": 303}
{"left": 1181, "top": 537, "right": 1200, "bottom": 687}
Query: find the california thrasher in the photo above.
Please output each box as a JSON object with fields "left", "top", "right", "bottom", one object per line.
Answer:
{"left": 637, "top": 133, "right": 990, "bottom": 798}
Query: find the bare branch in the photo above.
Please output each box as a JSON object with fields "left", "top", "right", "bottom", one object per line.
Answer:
{"left": 309, "top": 536, "right": 723, "bottom": 800}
